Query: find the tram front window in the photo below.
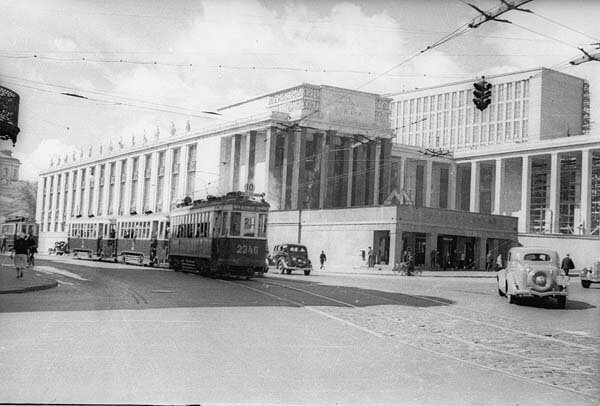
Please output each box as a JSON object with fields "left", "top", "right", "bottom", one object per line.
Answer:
{"left": 230, "top": 212, "right": 241, "bottom": 236}
{"left": 243, "top": 214, "right": 256, "bottom": 237}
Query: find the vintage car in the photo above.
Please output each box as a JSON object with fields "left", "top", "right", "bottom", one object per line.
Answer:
{"left": 272, "top": 244, "right": 312, "bottom": 275}
{"left": 497, "top": 247, "right": 568, "bottom": 308}
{"left": 580, "top": 258, "right": 600, "bottom": 288}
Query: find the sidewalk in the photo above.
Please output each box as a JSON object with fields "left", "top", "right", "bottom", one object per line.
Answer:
{"left": 0, "top": 262, "right": 58, "bottom": 294}
{"left": 276, "top": 264, "right": 499, "bottom": 278}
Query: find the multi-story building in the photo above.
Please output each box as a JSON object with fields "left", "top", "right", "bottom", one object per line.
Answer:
{"left": 36, "top": 84, "right": 518, "bottom": 269}
{"left": 0, "top": 149, "right": 20, "bottom": 182}
{"left": 388, "top": 67, "right": 599, "bottom": 264}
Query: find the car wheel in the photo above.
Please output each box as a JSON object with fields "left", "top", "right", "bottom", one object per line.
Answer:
{"left": 277, "top": 261, "right": 285, "bottom": 274}
{"left": 508, "top": 292, "right": 518, "bottom": 304}
{"left": 581, "top": 280, "right": 591, "bottom": 288}
{"left": 304, "top": 270, "right": 311, "bottom": 276}
{"left": 557, "top": 296, "right": 567, "bottom": 309}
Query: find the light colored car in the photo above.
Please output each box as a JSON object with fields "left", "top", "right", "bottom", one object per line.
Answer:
{"left": 580, "top": 258, "right": 600, "bottom": 288}
{"left": 497, "top": 247, "right": 569, "bottom": 308}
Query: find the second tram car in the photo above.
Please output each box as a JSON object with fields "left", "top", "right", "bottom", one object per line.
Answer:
{"left": 115, "top": 214, "right": 169, "bottom": 266}
{"left": 169, "top": 192, "right": 269, "bottom": 278}
{"left": 0, "top": 216, "right": 38, "bottom": 252}
{"left": 68, "top": 216, "right": 117, "bottom": 260}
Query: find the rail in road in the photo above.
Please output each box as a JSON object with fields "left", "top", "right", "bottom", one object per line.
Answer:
{"left": 225, "top": 277, "right": 600, "bottom": 400}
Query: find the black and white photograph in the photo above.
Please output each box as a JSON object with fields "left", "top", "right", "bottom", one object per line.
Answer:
{"left": 1, "top": 0, "right": 599, "bottom": 404}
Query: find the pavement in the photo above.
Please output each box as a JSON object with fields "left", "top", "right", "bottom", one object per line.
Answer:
{"left": 0, "top": 262, "right": 58, "bottom": 294}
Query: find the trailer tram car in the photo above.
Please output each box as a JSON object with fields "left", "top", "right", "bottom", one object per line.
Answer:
{"left": 169, "top": 192, "right": 270, "bottom": 278}
{"left": 68, "top": 217, "right": 117, "bottom": 261}
{"left": 115, "top": 214, "right": 169, "bottom": 266}
{"left": 0, "top": 216, "right": 38, "bottom": 252}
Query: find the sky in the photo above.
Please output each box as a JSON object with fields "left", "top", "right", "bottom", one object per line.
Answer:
{"left": 1, "top": 0, "right": 599, "bottom": 181}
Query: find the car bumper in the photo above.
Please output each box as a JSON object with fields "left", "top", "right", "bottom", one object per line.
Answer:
{"left": 513, "top": 289, "right": 567, "bottom": 298}
{"left": 581, "top": 276, "right": 600, "bottom": 283}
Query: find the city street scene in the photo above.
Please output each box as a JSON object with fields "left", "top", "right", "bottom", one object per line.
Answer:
{"left": 1, "top": 0, "right": 599, "bottom": 405}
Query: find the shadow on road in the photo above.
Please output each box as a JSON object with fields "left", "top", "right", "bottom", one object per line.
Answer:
{"left": 513, "top": 297, "right": 596, "bottom": 310}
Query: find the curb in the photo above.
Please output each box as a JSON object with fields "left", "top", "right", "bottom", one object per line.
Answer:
{"left": 0, "top": 280, "right": 59, "bottom": 294}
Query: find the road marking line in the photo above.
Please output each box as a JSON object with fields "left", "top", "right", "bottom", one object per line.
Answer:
{"left": 33, "top": 265, "right": 88, "bottom": 281}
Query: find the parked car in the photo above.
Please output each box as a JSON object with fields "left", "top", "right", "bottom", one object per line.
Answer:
{"left": 48, "top": 241, "right": 69, "bottom": 256}
{"left": 580, "top": 258, "right": 600, "bottom": 288}
{"left": 272, "top": 244, "right": 312, "bottom": 275}
{"left": 497, "top": 247, "right": 569, "bottom": 308}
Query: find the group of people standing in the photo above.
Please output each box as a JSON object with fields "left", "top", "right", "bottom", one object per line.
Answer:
{"left": 11, "top": 232, "right": 37, "bottom": 279}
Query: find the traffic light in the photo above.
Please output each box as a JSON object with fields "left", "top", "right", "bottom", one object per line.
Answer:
{"left": 473, "top": 78, "right": 492, "bottom": 111}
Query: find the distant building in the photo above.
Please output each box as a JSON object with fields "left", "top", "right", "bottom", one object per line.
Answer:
{"left": 0, "top": 150, "right": 20, "bottom": 181}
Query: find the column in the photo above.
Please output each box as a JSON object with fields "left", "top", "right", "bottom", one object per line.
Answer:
{"left": 36, "top": 176, "right": 45, "bottom": 225}
{"left": 373, "top": 142, "right": 381, "bottom": 205}
{"left": 265, "top": 127, "right": 280, "bottom": 207}
{"left": 149, "top": 152, "right": 159, "bottom": 213}
{"left": 493, "top": 158, "right": 505, "bottom": 215}
{"left": 114, "top": 161, "right": 122, "bottom": 216}
{"left": 230, "top": 135, "right": 241, "bottom": 192}
{"left": 101, "top": 163, "right": 111, "bottom": 216}
{"left": 520, "top": 155, "right": 531, "bottom": 233}
{"left": 448, "top": 162, "right": 457, "bottom": 210}
{"left": 580, "top": 149, "right": 592, "bottom": 235}
{"left": 399, "top": 156, "right": 406, "bottom": 191}
{"left": 469, "top": 161, "right": 480, "bottom": 213}
{"left": 290, "top": 128, "right": 304, "bottom": 210}
{"left": 137, "top": 155, "right": 146, "bottom": 212}
{"left": 178, "top": 146, "right": 189, "bottom": 199}
{"left": 123, "top": 157, "right": 133, "bottom": 215}
{"left": 246, "top": 130, "right": 257, "bottom": 191}
{"left": 57, "top": 172, "right": 66, "bottom": 229}
{"left": 346, "top": 139, "right": 354, "bottom": 207}
{"left": 280, "top": 134, "right": 290, "bottom": 209}
{"left": 82, "top": 168, "right": 91, "bottom": 216}
{"left": 549, "top": 152, "right": 560, "bottom": 233}
{"left": 319, "top": 131, "right": 330, "bottom": 209}
{"left": 424, "top": 159, "right": 433, "bottom": 208}
{"left": 92, "top": 164, "right": 101, "bottom": 215}
{"left": 162, "top": 149, "right": 173, "bottom": 212}
{"left": 74, "top": 169, "right": 82, "bottom": 216}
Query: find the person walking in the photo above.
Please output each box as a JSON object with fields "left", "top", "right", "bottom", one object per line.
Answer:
{"left": 319, "top": 250, "right": 327, "bottom": 270}
{"left": 406, "top": 253, "right": 415, "bottom": 276}
{"left": 24, "top": 233, "right": 36, "bottom": 267}
{"left": 486, "top": 251, "right": 494, "bottom": 272}
{"left": 561, "top": 253, "right": 575, "bottom": 276}
{"left": 495, "top": 253, "right": 503, "bottom": 271}
{"left": 13, "top": 232, "right": 28, "bottom": 278}
{"left": 430, "top": 249, "right": 438, "bottom": 270}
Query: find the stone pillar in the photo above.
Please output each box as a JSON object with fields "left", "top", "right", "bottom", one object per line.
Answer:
{"left": 149, "top": 152, "right": 159, "bottom": 213}
{"left": 246, "top": 130, "right": 257, "bottom": 191}
{"left": 74, "top": 170, "right": 82, "bottom": 216}
{"left": 82, "top": 168, "right": 92, "bottom": 217}
{"left": 114, "top": 161, "right": 123, "bottom": 216}
{"left": 57, "top": 172, "right": 66, "bottom": 229}
{"left": 520, "top": 155, "right": 531, "bottom": 233}
{"left": 425, "top": 159, "right": 433, "bottom": 208}
{"left": 123, "top": 157, "right": 133, "bottom": 215}
{"left": 230, "top": 135, "right": 241, "bottom": 192}
{"left": 265, "top": 127, "right": 281, "bottom": 208}
{"left": 493, "top": 158, "right": 505, "bottom": 215}
{"left": 346, "top": 138, "right": 354, "bottom": 207}
{"left": 137, "top": 155, "right": 146, "bottom": 212}
{"left": 373, "top": 142, "right": 381, "bottom": 205}
{"left": 280, "top": 133, "right": 290, "bottom": 209}
{"left": 549, "top": 152, "right": 560, "bottom": 233}
{"left": 580, "top": 149, "right": 592, "bottom": 235}
{"left": 178, "top": 146, "right": 189, "bottom": 199}
{"left": 319, "top": 131, "right": 330, "bottom": 209}
{"left": 291, "top": 128, "right": 304, "bottom": 210}
{"left": 101, "top": 164, "right": 111, "bottom": 216}
{"left": 448, "top": 162, "right": 457, "bottom": 210}
{"left": 162, "top": 149, "right": 173, "bottom": 212}
{"left": 92, "top": 164, "right": 101, "bottom": 216}
{"left": 469, "top": 161, "right": 480, "bottom": 213}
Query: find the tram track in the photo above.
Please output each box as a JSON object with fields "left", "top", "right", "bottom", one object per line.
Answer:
{"left": 226, "top": 277, "right": 600, "bottom": 400}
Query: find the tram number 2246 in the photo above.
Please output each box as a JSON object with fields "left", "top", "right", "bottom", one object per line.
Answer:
{"left": 236, "top": 244, "right": 259, "bottom": 255}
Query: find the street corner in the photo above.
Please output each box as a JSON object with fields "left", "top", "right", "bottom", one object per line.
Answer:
{"left": 0, "top": 265, "right": 58, "bottom": 294}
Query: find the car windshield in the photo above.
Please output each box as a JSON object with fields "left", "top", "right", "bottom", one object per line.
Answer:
{"left": 523, "top": 253, "right": 551, "bottom": 261}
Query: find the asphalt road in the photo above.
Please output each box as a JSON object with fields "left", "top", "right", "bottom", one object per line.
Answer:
{"left": 1, "top": 257, "right": 599, "bottom": 405}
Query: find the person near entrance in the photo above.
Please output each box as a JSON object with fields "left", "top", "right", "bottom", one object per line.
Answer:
{"left": 560, "top": 253, "right": 575, "bottom": 276}
{"left": 430, "top": 249, "right": 438, "bottom": 270}
{"left": 367, "top": 247, "right": 375, "bottom": 268}
{"left": 319, "top": 250, "right": 327, "bottom": 269}
{"left": 486, "top": 251, "right": 494, "bottom": 272}
{"left": 495, "top": 253, "right": 503, "bottom": 271}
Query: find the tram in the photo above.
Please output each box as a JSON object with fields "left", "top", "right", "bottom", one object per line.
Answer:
{"left": 169, "top": 192, "right": 269, "bottom": 278}
{"left": 67, "top": 216, "right": 117, "bottom": 260}
{"left": 115, "top": 213, "right": 169, "bottom": 266}
{"left": 0, "top": 216, "right": 38, "bottom": 252}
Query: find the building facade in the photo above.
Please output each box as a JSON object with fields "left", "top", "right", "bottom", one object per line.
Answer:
{"left": 388, "top": 67, "right": 600, "bottom": 264}
{"left": 36, "top": 83, "right": 517, "bottom": 269}
{"left": 0, "top": 150, "right": 20, "bottom": 182}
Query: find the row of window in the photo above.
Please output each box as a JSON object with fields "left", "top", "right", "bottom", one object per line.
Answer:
{"left": 170, "top": 210, "right": 268, "bottom": 239}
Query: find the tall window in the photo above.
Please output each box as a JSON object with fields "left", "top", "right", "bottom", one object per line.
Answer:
{"left": 171, "top": 148, "right": 181, "bottom": 208}
{"left": 119, "top": 160, "right": 127, "bottom": 215}
{"left": 130, "top": 157, "right": 139, "bottom": 212}
{"left": 108, "top": 162, "right": 115, "bottom": 215}
{"left": 143, "top": 154, "right": 152, "bottom": 211}
{"left": 98, "top": 164, "right": 105, "bottom": 216}
{"left": 156, "top": 151, "right": 165, "bottom": 212}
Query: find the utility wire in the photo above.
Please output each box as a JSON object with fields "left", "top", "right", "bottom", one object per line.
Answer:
{"left": 532, "top": 11, "right": 600, "bottom": 43}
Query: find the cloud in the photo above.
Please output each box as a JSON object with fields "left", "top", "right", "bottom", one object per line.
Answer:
{"left": 14, "top": 139, "right": 78, "bottom": 181}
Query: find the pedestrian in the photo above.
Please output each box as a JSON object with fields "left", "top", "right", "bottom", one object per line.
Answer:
{"left": 486, "top": 251, "right": 494, "bottom": 272}
{"left": 1, "top": 235, "right": 6, "bottom": 253}
{"left": 23, "top": 233, "right": 36, "bottom": 267}
{"left": 367, "top": 246, "right": 375, "bottom": 268}
{"left": 495, "top": 253, "right": 503, "bottom": 271}
{"left": 430, "top": 249, "right": 438, "bottom": 270}
{"left": 13, "top": 232, "right": 28, "bottom": 278}
{"left": 319, "top": 250, "right": 327, "bottom": 269}
{"left": 560, "top": 253, "right": 575, "bottom": 276}
{"left": 406, "top": 253, "right": 415, "bottom": 276}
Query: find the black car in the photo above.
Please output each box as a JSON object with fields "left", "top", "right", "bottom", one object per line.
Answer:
{"left": 272, "top": 244, "right": 312, "bottom": 275}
